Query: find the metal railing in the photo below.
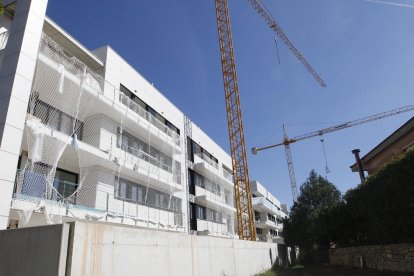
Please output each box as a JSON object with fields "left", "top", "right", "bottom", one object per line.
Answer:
{"left": 255, "top": 217, "right": 277, "bottom": 226}
{"left": 194, "top": 153, "right": 233, "bottom": 183}
{"left": 0, "top": 31, "right": 8, "bottom": 50}
{"left": 14, "top": 170, "right": 78, "bottom": 204}
{"left": 195, "top": 152, "right": 219, "bottom": 170}
{"left": 118, "top": 144, "right": 182, "bottom": 185}
{"left": 119, "top": 92, "right": 180, "bottom": 146}
{"left": 222, "top": 169, "right": 232, "bottom": 182}
{"left": 12, "top": 170, "right": 185, "bottom": 228}
{"left": 195, "top": 185, "right": 234, "bottom": 207}
{"left": 252, "top": 197, "right": 280, "bottom": 215}
{"left": 121, "top": 143, "right": 172, "bottom": 173}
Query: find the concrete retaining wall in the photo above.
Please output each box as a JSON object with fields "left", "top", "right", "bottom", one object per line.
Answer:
{"left": 329, "top": 243, "right": 414, "bottom": 273}
{"left": 0, "top": 224, "right": 69, "bottom": 276}
{"left": 0, "top": 221, "right": 280, "bottom": 275}
{"left": 67, "top": 221, "right": 278, "bottom": 276}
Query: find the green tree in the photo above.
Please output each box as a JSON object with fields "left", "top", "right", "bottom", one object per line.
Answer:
{"left": 339, "top": 148, "right": 414, "bottom": 246}
{"left": 283, "top": 170, "right": 341, "bottom": 262}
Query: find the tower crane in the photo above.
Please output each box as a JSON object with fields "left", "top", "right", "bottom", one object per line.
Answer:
{"left": 252, "top": 105, "right": 414, "bottom": 203}
{"left": 247, "top": 0, "right": 326, "bottom": 87}
{"left": 214, "top": 0, "right": 325, "bottom": 240}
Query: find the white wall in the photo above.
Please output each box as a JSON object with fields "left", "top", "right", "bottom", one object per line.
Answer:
{"left": 191, "top": 121, "right": 232, "bottom": 169}
{"left": 69, "top": 221, "right": 277, "bottom": 276}
{"left": 0, "top": 0, "right": 49, "bottom": 229}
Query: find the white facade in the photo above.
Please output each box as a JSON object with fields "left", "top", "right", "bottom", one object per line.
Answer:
{"left": 0, "top": 0, "right": 235, "bottom": 237}
{"left": 250, "top": 180, "right": 288, "bottom": 243}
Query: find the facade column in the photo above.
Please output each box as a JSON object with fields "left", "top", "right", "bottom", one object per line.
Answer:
{"left": 0, "top": 0, "right": 48, "bottom": 229}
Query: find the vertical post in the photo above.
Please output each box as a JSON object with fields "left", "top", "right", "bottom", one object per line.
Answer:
{"left": 0, "top": 0, "right": 49, "bottom": 229}
{"left": 105, "top": 192, "right": 109, "bottom": 221}
{"left": 352, "top": 149, "right": 365, "bottom": 182}
{"left": 121, "top": 198, "right": 124, "bottom": 224}
{"left": 135, "top": 201, "right": 138, "bottom": 226}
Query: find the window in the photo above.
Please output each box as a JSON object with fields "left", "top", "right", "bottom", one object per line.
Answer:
{"left": 192, "top": 141, "right": 202, "bottom": 156}
{"left": 155, "top": 193, "right": 160, "bottom": 208}
{"left": 120, "top": 84, "right": 132, "bottom": 98}
{"left": 195, "top": 205, "right": 222, "bottom": 223}
{"left": 256, "top": 228, "right": 263, "bottom": 235}
{"left": 116, "top": 128, "right": 177, "bottom": 173}
{"left": 192, "top": 171, "right": 221, "bottom": 196}
{"left": 119, "top": 84, "right": 180, "bottom": 136}
{"left": 21, "top": 162, "right": 78, "bottom": 203}
{"left": 53, "top": 168, "right": 78, "bottom": 199}
{"left": 189, "top": 139, "right": 219, "bottom": 167}
{"left": 255, "top": 211, "right": 260, "bottom": 221}
{"left": 33, "top": 99, "right": 84, "bottom": 139}
{"left": 267, "top": 214, "right": 276, "bottom": 223}
{"left": 115, "top": 177, "right": 181, "bottom": 213}
{"left": 196, "top": 205, "right": 206, "bottom": 220}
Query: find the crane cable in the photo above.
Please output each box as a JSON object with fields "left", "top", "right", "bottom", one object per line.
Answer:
{"left": 274, "top": 37, "right": 281, "bottom": 64}
{"left": 320, "top": 136, "right": 331, "bottom": 174}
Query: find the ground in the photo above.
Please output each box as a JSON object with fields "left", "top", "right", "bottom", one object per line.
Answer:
{"left": 257, "top": 265, "right": 414, "bottom": 276}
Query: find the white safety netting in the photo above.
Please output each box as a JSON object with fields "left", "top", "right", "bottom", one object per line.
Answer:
{"left": 194, "top": 155, "right": 235, "bottom": 237}
{"left": 14, "top": 33, "right": 184, "bottom": 230}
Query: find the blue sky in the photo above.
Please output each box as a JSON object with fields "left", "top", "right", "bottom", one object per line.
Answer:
{"left": 46, "top": 0, "right": 414, "bottom": 207}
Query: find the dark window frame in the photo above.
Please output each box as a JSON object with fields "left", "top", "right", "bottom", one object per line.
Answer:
{"left": 120, "top": 84, "right": 180, "bottom": 135}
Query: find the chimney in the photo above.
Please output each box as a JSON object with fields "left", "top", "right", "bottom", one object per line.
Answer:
{"left": 352, "top": 149, "right": 365, "bottom": 182}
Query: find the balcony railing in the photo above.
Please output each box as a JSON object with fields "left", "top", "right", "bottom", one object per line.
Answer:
{"left": 14, "top": 170, "right": 78, "bottom": 204}
{"left": 121, "top": 144, "right": 172, "bottom": 173}
{"left": 194, "top": 185, "right": 234, "bottom": 209}
{"left": 195, "top": 152, "right": 219, "bottom": 170}
{"left": 222, "top": 169, "right": 232, "bottom": 182}
{"left": 119, "top": 92, "right": 180, "bottom": 146}
{"left": 252, "top": 197, "right": 280, "bottom": 215}
{"left": 36, "top": 33, "right": 180, "bottom": 151}
{"left": 12, "top": 170, "right": 185, "bottom": 228}
{"left": 0, "top": 31, "right": 8, "bottom": 50}
{"left": 119, "top": 143, "right": 181, "bottom": 185}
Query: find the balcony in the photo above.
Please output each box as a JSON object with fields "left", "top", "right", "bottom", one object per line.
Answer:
{"left": 116, "top": 143, "right": 182, "bottom": 186}
{"left": 193, "top": 153, "right": 233, "bottom": 187}
{"left": 119, "top": 92, "right": 180, "bottom": 147}
{"left": 34, "top": 34, "right": 180, "bottom": 153}
{"left": 255, "top": 218, "right": 278, "bottom": 229}
{"left": 11, "top": 170, "right": 185, "bottom": 230}
{"left": 222, "top": 169, "right": 233, "bottom": 182}
{"left": 23, "top": 115, "right": 182, "bottom": 194}
{"left": 194, "top": 185, "right": 235, "bottom": 213}
{"left": 196, "top": 219, "right": 233, "bottom": 237}
{"left": 13, "top": 170, "right": 77, "bottom": 204}
{"left": 196, "top": 152, "right": 218, "bottom": 169}
{"left": 252, "top": 197, "right": 280, "bottom": 216}
{"left": 257, "top": 234, "right": 274, "bottom": 243}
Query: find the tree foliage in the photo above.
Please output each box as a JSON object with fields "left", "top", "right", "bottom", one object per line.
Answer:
{"left": 328, "top": 148, "right": 414, "bottom": 247}
{"left": 283, "top": 149, "right": 414, "bottom": 263}
{"left": 283, "top": 170, "right": 342, "bottom": 251}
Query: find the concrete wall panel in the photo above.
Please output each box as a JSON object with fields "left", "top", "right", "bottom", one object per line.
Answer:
{"left": 68, "top": 221, "right": 277, "bottom": 276}
{"left": 0, "top": 224, "right": 69, "bottom": 276}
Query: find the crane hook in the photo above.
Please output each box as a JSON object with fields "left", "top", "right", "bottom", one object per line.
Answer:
{"left": 320, "top": 138, "right": 331, "bottom": 174}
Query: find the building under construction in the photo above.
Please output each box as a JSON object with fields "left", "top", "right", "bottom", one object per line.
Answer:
{"left": 0, "top": 1, "right": 290, "bottom": 275}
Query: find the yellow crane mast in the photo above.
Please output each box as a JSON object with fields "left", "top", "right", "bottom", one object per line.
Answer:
{"left": 215, "top": 0, "right": 256, "bottom": 240}
{"left": 214, "top": 0, "right": 326, "bottom": 240}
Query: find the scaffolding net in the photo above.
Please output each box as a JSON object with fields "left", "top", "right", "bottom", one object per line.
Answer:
{"left": 14, "top": 33, "right": 184, "bottom": 230}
